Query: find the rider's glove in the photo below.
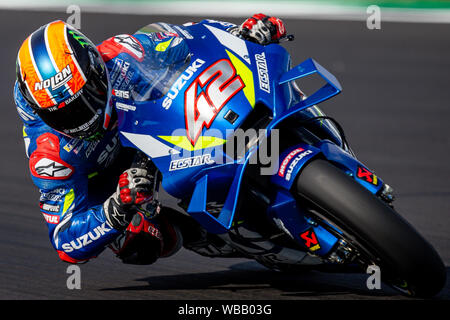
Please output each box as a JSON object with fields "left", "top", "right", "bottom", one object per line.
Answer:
{"left": 109, "top": 212, "right": 163, "bottom": 265}
{"left": 103, "top": 168, "right": 154, "bottom": 230}
{"left": 108, "top": 211, "right": 183, "bottom": 265}
{"left": 230, "top": 13, "right": 287, "bottom": 45}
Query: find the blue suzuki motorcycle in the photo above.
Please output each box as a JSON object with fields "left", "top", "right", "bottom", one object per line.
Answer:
{"left": 116, "top": 21, "right": 446, "bottom": 297}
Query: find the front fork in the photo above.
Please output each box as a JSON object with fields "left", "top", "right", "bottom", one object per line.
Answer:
{"left": 267, "top": 188, "right": 339, "bottom": 257}
{"left": 268, "top": 140, "right": 390, "bottom": 261}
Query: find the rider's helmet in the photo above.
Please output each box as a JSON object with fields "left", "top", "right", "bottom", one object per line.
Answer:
{"left": 16, "top": 20, "right": 111, "bottom": 140}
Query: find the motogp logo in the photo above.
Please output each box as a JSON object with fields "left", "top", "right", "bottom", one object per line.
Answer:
{"left": 184, "top": 59, "right": 244, "bottom": 146}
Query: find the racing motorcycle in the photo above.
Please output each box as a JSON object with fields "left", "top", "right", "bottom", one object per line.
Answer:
{"left": 116, "top": 21, "right": 446, "bottom": 297}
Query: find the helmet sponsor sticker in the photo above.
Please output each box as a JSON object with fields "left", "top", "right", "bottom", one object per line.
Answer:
{"left": 34, "top": 65, "right": 72, "bottom": 92}
{"left": 53, "top": 88, "right": 84, "bottom": 111}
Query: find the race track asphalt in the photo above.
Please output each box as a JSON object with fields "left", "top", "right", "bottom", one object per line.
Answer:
{"left": 0, "top": 9, "right": 449, "bottom": 301}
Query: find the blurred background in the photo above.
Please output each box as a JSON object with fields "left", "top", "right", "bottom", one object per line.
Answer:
{"left": 0, "top": 0, "right": 449, "bottom": 300}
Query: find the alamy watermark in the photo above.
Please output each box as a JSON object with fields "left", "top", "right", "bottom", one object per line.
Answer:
{"left": 367, "top": 5, "right": 381, "bottom": 30}
{"left": 366, "top": 265, "right": 381, "bottom": 290}
{"left": 66, "top": 265, "right": 81, "bottom": 290}
{"left": 167, "top": 128, "right": 280, "bottom": 176}
{"left": 66, "top": 4, "right": 81, "bottom": 30}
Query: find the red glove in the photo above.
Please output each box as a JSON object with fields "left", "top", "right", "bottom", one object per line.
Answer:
{"left": 109, "top": 211, "right": 183, "bottom": 265}
{"left": 117, "top": 168, "right": 153, "bottom": 206}
{"left": 239, "top": 13, "right": 287, "bottom": 45}
{"left": 103, "top": 168, "right": 154, "bottom": 230}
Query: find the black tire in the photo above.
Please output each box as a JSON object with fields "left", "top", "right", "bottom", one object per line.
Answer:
{"left": 294, "top": 159, "right": 446, "bottom": 297}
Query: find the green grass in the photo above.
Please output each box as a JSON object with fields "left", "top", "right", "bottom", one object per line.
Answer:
{"left": 72, "top": 0, "right": 450, "bottom": 10}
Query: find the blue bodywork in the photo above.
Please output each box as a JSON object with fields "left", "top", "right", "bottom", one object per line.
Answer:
{"left": 117, "top": 22, "right": 384, "bottom": 257}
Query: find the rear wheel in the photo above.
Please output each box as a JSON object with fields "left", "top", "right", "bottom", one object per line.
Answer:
{"left": 294, "top": 159, "right": 446, "bottom": 297}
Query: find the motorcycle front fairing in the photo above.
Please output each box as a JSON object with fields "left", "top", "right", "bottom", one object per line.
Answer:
{"left": 116, "top": 21, "right": 386, "bottom": 257}
{"left": 117, "top": 22, "right": 292, "bottom": 233}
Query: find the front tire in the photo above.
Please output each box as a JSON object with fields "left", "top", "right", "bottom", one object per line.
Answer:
{"left": 294, "top": 159, "right": 446, "bottom": 297}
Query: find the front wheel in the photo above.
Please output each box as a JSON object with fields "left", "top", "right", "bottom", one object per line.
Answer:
{"left": 294, "top": 159, "right": 446, "bottom": 297}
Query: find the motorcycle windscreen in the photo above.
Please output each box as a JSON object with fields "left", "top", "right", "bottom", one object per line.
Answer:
{"left": 116, "top": 34, "right": 192, "bottom": 102}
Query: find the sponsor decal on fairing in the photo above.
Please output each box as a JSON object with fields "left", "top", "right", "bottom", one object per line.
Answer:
{"left": 278, "top": 147, "right": 314, "bottom": 181}
{"left": 162, "top": 58, "right": 206, "bottom": 110}
{"left": 300, "top": 229, "right": 321, "bottom": 252}
{"left": 96, "top": 134, "right": 120, "bottom": 167}
{"left": 115, "top": 102, "right": 136, "bottom": 112}
{"left": 255, "top": 52, "right": 270, "bottom": 93}
{"left": 356, "top": 166, "right": 378, "bottom": 185}
{"left": 278, "top": 147, "right": 304, "bottom": 177}
{"left": 169, "top": 154, "right": 215, "bottom": 171}
{"left": 284, "top": 150, "right": 314, "bottom": 181}
{"left": 185, "top": 59, "right": 244, "bottom": 146}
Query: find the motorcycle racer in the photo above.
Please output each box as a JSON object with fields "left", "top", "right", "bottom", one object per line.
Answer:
{"left": 14, "top": 14, "right": 287, "bottom": 264}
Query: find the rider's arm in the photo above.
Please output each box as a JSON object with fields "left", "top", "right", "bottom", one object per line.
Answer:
{"left": 29, "top": 141, "right": 121, "bottom": 263}
{"left": 14, "top": 82, "right": 124, "bottom": 263}
{"left": 38, "top": 183, "right": 120, "bottom": 263}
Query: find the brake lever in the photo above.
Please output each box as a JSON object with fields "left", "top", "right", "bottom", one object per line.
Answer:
{"left": 279, "top": 34, "right": 295, "bottom": 42}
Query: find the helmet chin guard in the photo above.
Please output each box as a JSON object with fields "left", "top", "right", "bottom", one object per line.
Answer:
{"left": 16, "top": 20, "right": 112, "bottom": 140}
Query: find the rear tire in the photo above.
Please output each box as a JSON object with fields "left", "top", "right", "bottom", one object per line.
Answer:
{"left": 294, "top": 159, "right": 446, "bottom": 297}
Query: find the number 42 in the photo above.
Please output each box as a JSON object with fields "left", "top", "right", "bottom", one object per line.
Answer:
{"left": 184, "top": 59, "right": 244, "bottom": 146}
